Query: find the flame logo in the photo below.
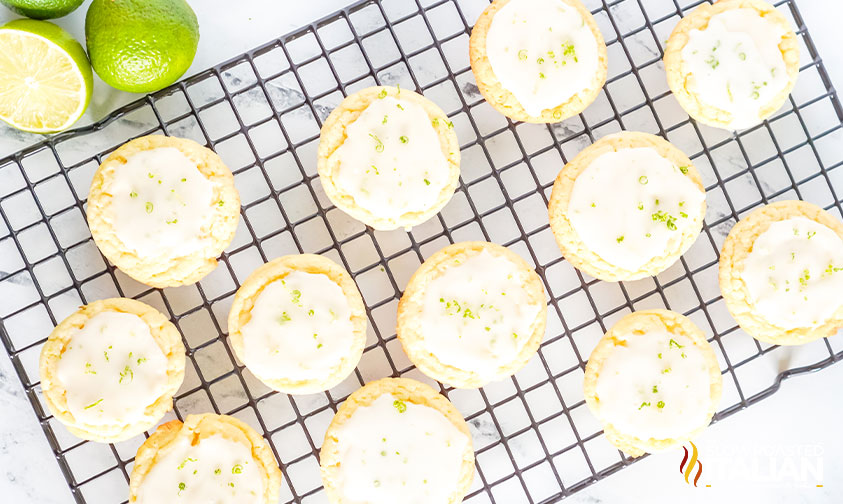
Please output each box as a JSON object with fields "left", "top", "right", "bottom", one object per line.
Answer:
{"left": 679, "top": 441, "right": 703, "bottom": 487}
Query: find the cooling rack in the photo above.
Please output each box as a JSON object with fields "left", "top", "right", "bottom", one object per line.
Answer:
{"left": 1, "top": 0, "right": 842, "bottom": 502}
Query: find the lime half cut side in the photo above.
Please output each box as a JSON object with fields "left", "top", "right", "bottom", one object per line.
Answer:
{"left": 0, "top": 19, "right": 93, "bottom": 134}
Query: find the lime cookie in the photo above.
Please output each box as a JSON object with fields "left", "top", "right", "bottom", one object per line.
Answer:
{"left": 469, "top": 0, "right": 607, "bottom": 123}
{"left": 129, "top": 414, "right": 283, "bottom": 504}
{"left": 397, "top": 241, "right": 547, "bottom": 388}
{"left": 583, "top": 310, "right": 722, "bottom": 458}
{"left": 317, "top": 86, "right": 460, "bottom": 231}
{"left": 320, "top": 378, "right": 474, "bottom": 504}
{"left": 548, "top": 132, "right": 706, "bottom": 282}
{"left": 227, "top": 254, "right": 366, "bottom": 394}
{"left": 39, "top": 298, "right": 185, "bottom": 443}
{"left": 664, "top": 0, "right": 799, "bottom": 130}
{"left": 87, "top": 135, "right": 240, "bottom": 288}
{"left": 719, "top": 201, "right": 843, "bottom": 345}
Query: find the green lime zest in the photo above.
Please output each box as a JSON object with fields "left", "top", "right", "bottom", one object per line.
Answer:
{"left": 799, "top": 269, "right": 810, "bottom": 288}
{"left": 177, "top": 457, "right": 197, "bottom": 470}
{"left": 119, "top": 365, "right": 133, "bottom": 384}
{"left": 369, "top": 133, "right": 384, "bottom": 152}
{"left": 84, "top": 398, "right": 103, "bottom": 409}
{"left": 652, "top": 211, "right": 677, "bottom": 231}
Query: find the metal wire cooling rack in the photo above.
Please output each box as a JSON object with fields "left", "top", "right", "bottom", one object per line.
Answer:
{"left": 1, "top": 0, "right": 842, "bottom": 502}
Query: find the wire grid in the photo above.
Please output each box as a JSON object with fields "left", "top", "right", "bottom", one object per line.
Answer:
{"left": 1, "top": 0, "right": 842, "bottom": 502}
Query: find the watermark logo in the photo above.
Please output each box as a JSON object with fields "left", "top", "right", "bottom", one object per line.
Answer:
{"left": 707, "top": 443, "right": 824, "bottom": 488}
{"left": 679, "top": 441, "right": 703, "bottom": 487}
{"left": 674, "top": 442, "right": 824, "bottom": 488}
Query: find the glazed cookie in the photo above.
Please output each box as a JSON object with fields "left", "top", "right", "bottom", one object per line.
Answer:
{"left": 87, "top": 135, "right": 240, "bottom": 288}
{"left": 317, "top": 86, "right": 460, "bottom": 231}
{"left": 583, "top": 310, "right": 722, "bottom": 458}
{"left": 227, "top": 254, "right": 366, "bottom": 394}
{"left": 548, "top": 132, "right": 706, "bottom": 281}
{"left": 397, "top": 241, "right": 547, "bottom": 388}
{"left": 719, "top": 200, "right": 843, "bottom": 345}
{"left": 320, "top": 377, "right": 474, "bottom": 504}
{"left": 39, "top": 298, "right": 185, "bottom": 443}
{"left": 129, "top": 414, "right": 283, "bottom": 503}
{"left": 664, "top": 0, "right": 799, "bottom": 130}
{"left": 469, "top": 0, "right": 608, "bottom": 123}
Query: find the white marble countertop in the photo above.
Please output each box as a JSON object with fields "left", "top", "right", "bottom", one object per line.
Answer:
{"left": 1, "top": 0, "right": 842, "bottom": 503}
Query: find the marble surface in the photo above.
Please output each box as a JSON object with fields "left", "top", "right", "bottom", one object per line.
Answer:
{"left": 1, "top": 0, "right": 842, "bottom": 503}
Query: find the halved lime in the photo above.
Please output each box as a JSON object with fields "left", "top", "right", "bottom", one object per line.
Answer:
{"left": 0, "top": 19, "right": 93, "bottom": 133}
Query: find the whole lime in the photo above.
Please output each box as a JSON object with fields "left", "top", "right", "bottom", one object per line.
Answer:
{"left": 0, "top": 0, "right": 84, "bottom": 19}
{"left": 85, "top": 0, "right": 199, "bottom": 94}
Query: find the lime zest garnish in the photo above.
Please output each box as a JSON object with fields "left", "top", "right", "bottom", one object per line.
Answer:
{"left": 369, "top": 133, "right": 384, "bottom": 152}
{"left": 84, "top": 398, "right": 103, "bottom": 410}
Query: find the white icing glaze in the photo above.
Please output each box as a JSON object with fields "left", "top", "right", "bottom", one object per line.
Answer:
{"left": 107, "top": 147, "right": 219, "bottom": 258}
{"left": 56, "top": 311, "right": 169, "bottom": 426}
{"left": 332, "top": 96, "right": 451, "bottom": 223}
{"left": 419, "top": 249, "right": 542, "bottom": 381}
{"left": 485, "top": 0, "right": 601, "bottom": 117}
{"left": 239, "top": 271, "right": 354, "bottom": 381}
{"left": 595, "top": 329, "right": 713, "bottom": 440}
{"left": 680, "top": 8, "right": 789, "bottom": 129}
{"left": 568, "top": 147, "right": 705, "bottom": 271}
{"left": 333, "top": 393, "right": 469, "bottom": 504}
{"left": 741, "top": 217, "right": 843, "bottom": 329}
{"left": 134, "top": 434, "right": 264, "bottom": 504}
